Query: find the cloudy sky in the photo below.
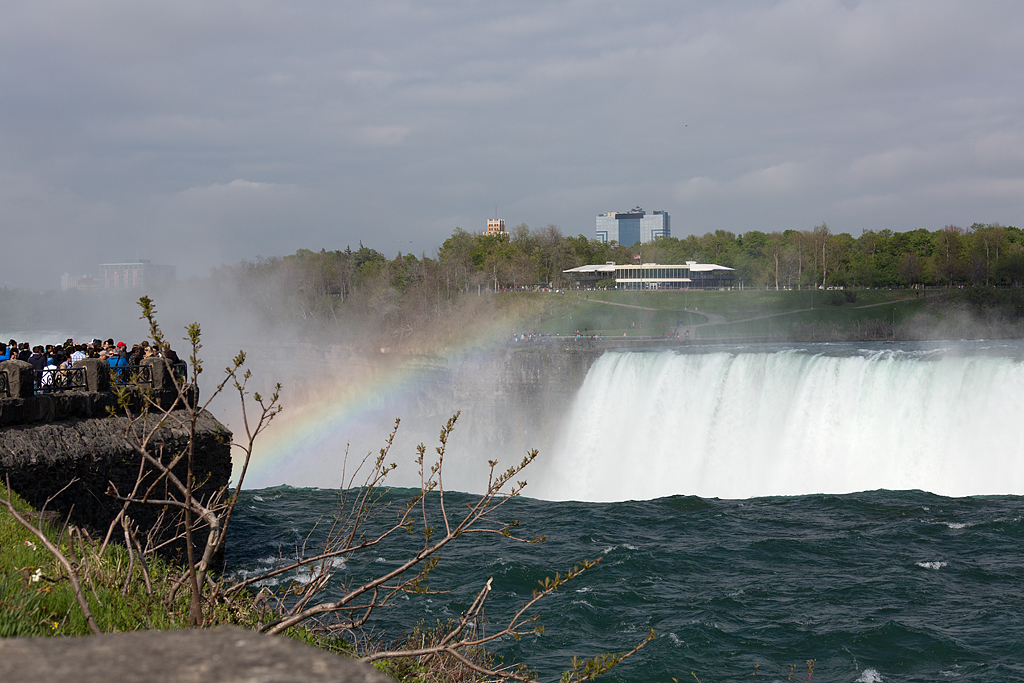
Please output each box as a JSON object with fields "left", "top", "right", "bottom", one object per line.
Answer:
{"left": 4, "top": 0, "right": 1024, "bottom": 288}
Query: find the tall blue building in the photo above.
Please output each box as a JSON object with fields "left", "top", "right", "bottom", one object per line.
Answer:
{"left": 595, "top": 207, "right": 670, "bottom": 245}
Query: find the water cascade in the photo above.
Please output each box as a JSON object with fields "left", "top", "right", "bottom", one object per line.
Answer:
{"left": 532, "top": 348, "right": 1024, "bottom": 501}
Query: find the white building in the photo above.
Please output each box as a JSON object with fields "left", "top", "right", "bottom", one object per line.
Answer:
{"left": 564, "top": 261, "right": 735, "bottom": 290}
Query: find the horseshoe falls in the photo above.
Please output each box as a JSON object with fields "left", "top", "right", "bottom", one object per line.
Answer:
{"left": 532, "top": 344, "right": 1024, "bottom": 501}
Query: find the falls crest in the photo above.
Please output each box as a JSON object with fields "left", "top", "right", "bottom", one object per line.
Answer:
{"left": 531, "top": 350, "right": 1024, "bottom": 501}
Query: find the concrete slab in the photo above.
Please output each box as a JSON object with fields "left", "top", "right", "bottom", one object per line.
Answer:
{"left": 0, "top": 626, "right": 395, "bottom": 683}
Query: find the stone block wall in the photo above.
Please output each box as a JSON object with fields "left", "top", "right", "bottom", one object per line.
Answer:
{"left": 0, "top": 356, "right": 227, "bottom": 565}
{"left": 0, "top": 409, "right": 232, "bottom": 564}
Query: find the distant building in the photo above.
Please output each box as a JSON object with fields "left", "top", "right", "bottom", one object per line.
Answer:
{"left": 595, "top": 207, "right": 669, "bottom": 246}
{"left": 61, "top": 273, "right": 100, "bottom": 291}
{"left": 486, "top": 218, "right": 506, "bottom": 235}
{"left": 78, "top": 276, "right": 100, "bottom": 291}
{"left": 564, "top": 261, "right": 735, "bottom": 290}
{"left": 99, "top": 261, "right": 176, "bottom": 290}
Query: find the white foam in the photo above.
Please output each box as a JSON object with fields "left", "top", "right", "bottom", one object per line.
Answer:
{"left": 857, "top": 669, "right": 883, "bottom": 683}
{"left": 916, "top": 561, "right": 947, "bottom": 570}
{"left": 533, "top": 350, "right": 1024, "bottom": 501}
{"left": 602, "top": 543, "right": 638, "bottom": 555}
{"left": 227, "top": 555, "right": 345, "bottom": 587}
{"left": 945, "top": 522, "right": 969, "bottom": 529}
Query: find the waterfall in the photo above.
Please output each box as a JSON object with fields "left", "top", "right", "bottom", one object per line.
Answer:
{"left": 531, "top": 348, "right": 1024, "bottom": 501}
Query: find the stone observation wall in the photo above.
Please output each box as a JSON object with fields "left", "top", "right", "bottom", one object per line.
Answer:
{"left": 0, "top": 357, "right": 191, "bottom": 426}
{"left": 0, "top": 357, "right": 230, "bottom": 563}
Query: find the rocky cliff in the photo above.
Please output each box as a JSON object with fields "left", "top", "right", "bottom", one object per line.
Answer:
{"left": 0, "top": 411, "right": 231, "bottom": 552}
{"left": 0, "top": 356, "right": 232, "bottom": 562}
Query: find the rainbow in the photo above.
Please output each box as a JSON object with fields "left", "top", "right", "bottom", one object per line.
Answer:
{"left": 240, "top": 308, "right": 544, "bottom": 489}
{"left": 242, "top": 355, "right": 446, "bottom": 488}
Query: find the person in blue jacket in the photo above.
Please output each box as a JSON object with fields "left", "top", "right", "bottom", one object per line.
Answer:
{"left": 108, "top": 344, "right": 130, "bottom": 384}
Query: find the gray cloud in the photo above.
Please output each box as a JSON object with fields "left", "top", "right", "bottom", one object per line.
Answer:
{"left": 3, "top": 0, "right": 1024, "bottom": 286}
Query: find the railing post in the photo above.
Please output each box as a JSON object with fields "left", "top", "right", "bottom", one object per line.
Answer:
{"left": 141, "top": 357, "right": 172, "bottom": 391}
{"left": 0, "top": 360, "right": 35, "bottom": 398}
{"left": 73, "top": 359, "right": 111, "bottom": 393}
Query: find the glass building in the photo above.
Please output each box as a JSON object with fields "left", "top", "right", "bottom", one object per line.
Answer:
{"left": 595, "top": 207, "right": 669, "bottom": 246}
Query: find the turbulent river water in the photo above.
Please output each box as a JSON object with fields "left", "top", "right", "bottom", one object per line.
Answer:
{"left": 226, "top": 341, "right": 1024, "bottom": 682}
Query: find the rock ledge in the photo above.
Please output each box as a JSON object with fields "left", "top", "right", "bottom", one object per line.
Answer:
{"left": 0, "top": 626, "right": 394, "bottom": 683}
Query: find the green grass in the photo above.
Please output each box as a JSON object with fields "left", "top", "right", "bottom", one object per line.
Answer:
{"left": 532, "top": 289, "right": 937, "bottom": 339}
{"left": 1, "top": 482, "right": 202, "bottom": 636}
{"left": 538, "top": 301, "right": 703, "bottom": 336}
{"left": 1, "top": 483, "right": 73, "bottom": 637}
{"left": 585, "top": 288, "right": 927, "bottom": 318}
{"left": 694, "top": 301, "right": 926, "bottom": 339}
{"left": 0, "top": 482, "right": 364, "bottom": 663}
{"left": 0, "top": 482, "right": 300, "bottom": 638}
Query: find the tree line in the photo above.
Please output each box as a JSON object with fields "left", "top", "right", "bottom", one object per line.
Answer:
{"left": 198, "top": 221, "right": 1024, "bottom": 345}
{"left": 641, "top": 222, "right": 1024, "bottom": 291}
{"left": 224, "top": 221, "right": 1024, "bottom": 303}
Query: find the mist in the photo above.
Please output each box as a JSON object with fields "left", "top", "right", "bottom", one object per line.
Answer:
{"left": 1, "top": 263, "right": 571, "bottom": 495}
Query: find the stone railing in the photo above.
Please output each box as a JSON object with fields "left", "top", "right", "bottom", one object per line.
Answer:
{"left": 0, "top": 358, "right": 194, "bottom": 427}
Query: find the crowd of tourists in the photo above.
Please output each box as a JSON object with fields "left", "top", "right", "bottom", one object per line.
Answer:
{"left": 0, "top": 338, "right": 182, "bottom": 391}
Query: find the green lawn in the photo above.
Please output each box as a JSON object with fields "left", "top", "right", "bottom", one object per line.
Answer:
{"left": 693, "top": 298, "right": 928, "bottom": 339}
{"left": 538, "top": 300, "right": 703, "bottom": 335}
{"left": 530, "top": 289, "right": 937, "bottom": 338}
{"left": 585, "top": 288, "right": 930, "bottom": 318}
